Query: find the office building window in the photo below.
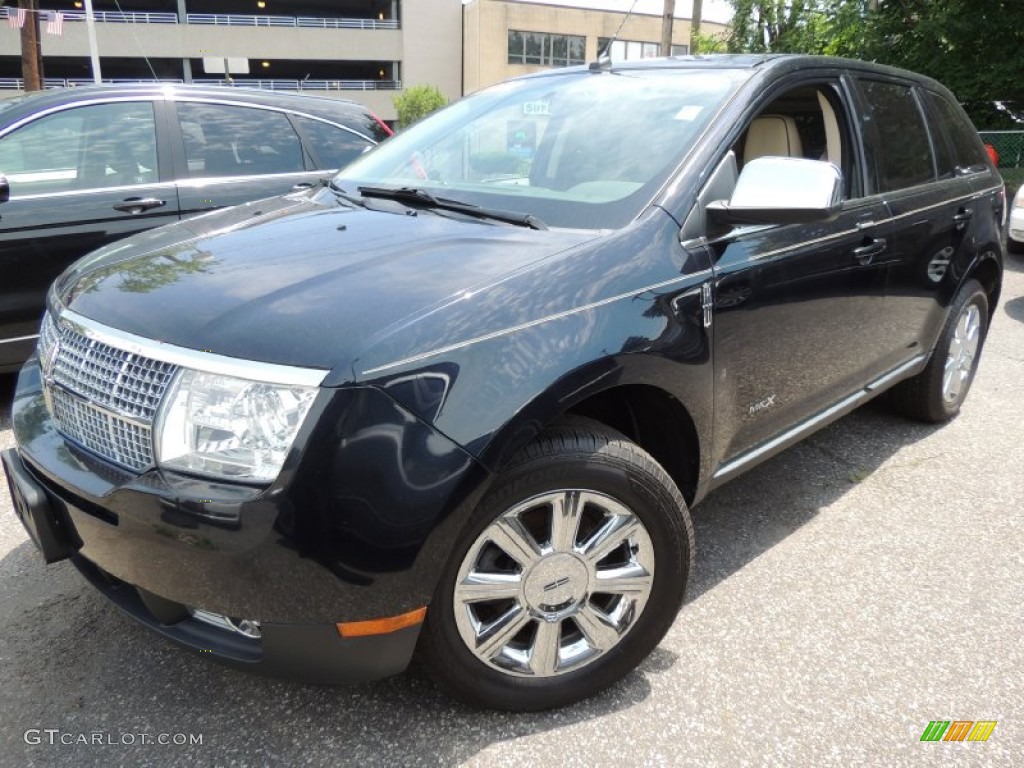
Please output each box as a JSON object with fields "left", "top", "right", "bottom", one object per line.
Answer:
{"left": 508, "top": 31, "right": 585, "bottom": 67}
{"left": 597, "top": 38, "right": 688, "bottom": 60}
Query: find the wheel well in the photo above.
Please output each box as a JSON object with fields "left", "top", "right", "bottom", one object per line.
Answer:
{"left": 969, "top": 252, "right": 1002, "bottom": 321}
{"left": 565, "top": 385, "right": 700, "bottom": 505}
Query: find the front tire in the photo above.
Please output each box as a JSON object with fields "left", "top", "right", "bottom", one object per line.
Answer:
{"left": 419, "top": 417, "right": 693, "bottom": 711}
{"left": 888, "top": 278, "right": 989, "bottom": 423}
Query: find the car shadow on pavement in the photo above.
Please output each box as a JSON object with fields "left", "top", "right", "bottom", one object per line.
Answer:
{"left": 999, "top": 253, "right": 1022, "bottom": 320}
{"left": 684, "top": 399, "right": 938, "bottom": 604}
{"left": 0, "top": 383, "right": 942, "bottom": 766}
{"left": 1004, "top": 295, "right": 1024, "bottom": 324}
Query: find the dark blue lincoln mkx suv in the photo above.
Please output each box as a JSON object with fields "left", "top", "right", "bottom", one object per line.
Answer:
{"left": 3, "top": 54, "right": 1004, "bottom": 710}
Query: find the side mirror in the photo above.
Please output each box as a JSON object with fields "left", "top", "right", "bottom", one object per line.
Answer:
{"left": 0, "top": 175, "right": 9, "bottom": 204}
{"left": 707, "top": 157, "right": 842, "bottom": 227}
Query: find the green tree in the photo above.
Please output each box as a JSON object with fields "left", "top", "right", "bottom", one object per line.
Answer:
{"left": 725, "top": 1, "right": 1024, "bottom": 128}
{"left": 726, "top": 1, "right": 871, "bottom": 55}
{"left": 393, "top": 85, "right": 448, "bottom": 130}
{"left": 863, "top": 0, "right": 1024, "bottom": 128}
{"left": 692, "top": 29, "right": 730, "bottom": 54}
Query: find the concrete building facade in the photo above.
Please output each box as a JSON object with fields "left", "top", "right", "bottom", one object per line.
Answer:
{"left": 463, "top": 0, "right": 729, "bottom": 95}
{"left": 0, "top": 2, "right": 728, "bottom": 118}
{"left": 0, "top": 1, "right": 464, "bottom": 121}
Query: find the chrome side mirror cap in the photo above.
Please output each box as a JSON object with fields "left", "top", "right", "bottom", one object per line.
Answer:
{"left": 707, "top": 157, "right": 843, "bottom": 226}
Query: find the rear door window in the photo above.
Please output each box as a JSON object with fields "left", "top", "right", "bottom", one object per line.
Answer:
{"left": 855, "top": 80, "right": 935, "bottom": 192}
{"left": 293, "top": 116, "right": 373, "bottom": 170}
{"left": 176, "top": 103, "right": 305, "bottom": 178}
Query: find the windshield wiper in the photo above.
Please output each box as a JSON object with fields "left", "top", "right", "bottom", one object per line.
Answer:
{"left": 357, "top": 186, "right": 548, "bottom": 230}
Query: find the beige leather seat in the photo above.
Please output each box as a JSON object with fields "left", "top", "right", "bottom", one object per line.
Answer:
{"left": 743, "top": 115, "right": 804, "bottom": 164}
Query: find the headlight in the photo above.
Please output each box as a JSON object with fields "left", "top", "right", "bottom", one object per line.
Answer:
{"left": 156, "top": 369, "right": 318, "bottom": 483}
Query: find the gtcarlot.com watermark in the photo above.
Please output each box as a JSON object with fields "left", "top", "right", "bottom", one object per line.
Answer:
{"left": 25, "top": 729, "right": 202, "bottom": 746}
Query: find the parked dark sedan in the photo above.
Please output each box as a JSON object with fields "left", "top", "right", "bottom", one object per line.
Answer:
{"left": 2, "top": 55, "right": 1004, "bottom": 711}
{"left": 0, "top": 84, "right": 391, "bottom": 372}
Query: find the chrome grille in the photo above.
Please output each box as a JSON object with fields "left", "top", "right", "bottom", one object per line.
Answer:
{"left": 49, "top": 387, "right": 155, "bottom": 471}
{"left": 51, "top": 324, "right": 177, "bottom": 421}
{"left": 43, "top": 313, "right": 179, "bottom": 472}
{"left": 38, "top": 311, "right": 59, "bottom": 368}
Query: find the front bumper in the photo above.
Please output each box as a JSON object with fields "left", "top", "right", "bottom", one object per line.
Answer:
{"left": 4, "top": 446, "right": 419, "bottom": 683}
{"left": 72, "top": 552, "right": 420, "bottom": 684}
{"left": 5, "top": 358, "right": 489, "bottom": 683}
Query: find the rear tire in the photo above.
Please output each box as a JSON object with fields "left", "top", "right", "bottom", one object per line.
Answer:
{"left": 888, "top": 279, "right": 988, "bottom": 423}
{"left": 419, "top": 417, "right": 693, "bottom": 711}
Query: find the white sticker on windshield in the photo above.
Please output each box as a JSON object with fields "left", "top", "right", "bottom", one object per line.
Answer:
{"left": 673, "top": 105, "right": 704, "bottom": 121}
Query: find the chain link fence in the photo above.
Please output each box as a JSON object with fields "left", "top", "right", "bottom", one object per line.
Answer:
{"left": 979, "top": 130, "right": 1024, "bottom": 195}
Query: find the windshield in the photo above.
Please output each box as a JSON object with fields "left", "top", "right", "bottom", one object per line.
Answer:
{"left": 334, "top": 68, "right": 750, "bottom": 230}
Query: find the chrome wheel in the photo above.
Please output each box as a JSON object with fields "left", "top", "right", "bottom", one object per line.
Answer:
{"left": 943, "top": 303, "right": 982, "bottom": 403}
{"left": 453, "top": 489, "right": 655, "bottom": 678}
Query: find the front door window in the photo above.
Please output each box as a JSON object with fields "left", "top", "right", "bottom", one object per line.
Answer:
{"left": 0, "top": 101, "right": 158, "bottom": 196}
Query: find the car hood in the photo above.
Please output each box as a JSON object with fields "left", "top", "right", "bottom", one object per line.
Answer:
{"left": 57, "top": 194, "right": 597, "bottom": 376}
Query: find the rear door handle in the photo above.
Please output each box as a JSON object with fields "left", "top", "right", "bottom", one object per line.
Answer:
{"left": 953, "top": 207, "right": 973, "bottom": 229}
{"left": 113, "top": 197, "right": 167, "bottom": 214}
{"left": 852, "top": 238, "right": 887, "bottom": 265}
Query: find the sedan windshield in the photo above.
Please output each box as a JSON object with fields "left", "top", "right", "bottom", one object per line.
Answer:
{"left": 334, "top": 68, "right": 750, "bottom": 230}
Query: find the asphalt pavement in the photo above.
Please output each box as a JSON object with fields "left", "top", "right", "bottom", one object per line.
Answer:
{"left": 1, "top": 257, "right": 1022, "bottom": 767}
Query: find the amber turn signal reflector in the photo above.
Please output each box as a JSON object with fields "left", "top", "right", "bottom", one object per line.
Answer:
{"left": 337, "top": 607, "right": 427, "bottom": 638}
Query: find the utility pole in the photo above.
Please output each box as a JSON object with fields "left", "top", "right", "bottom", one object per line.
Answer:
{"left": 661, "top": 0, "right": 676, "bottom": 56}
{"left": 691, "top": 0, "right": 704, "bottom": 54}
{"left": 19, "top": 0, "right": 44, "bottom": 91}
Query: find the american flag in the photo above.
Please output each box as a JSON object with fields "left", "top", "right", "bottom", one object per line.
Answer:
{"left": 7, "top": 7, "right": 27, "bottom": 29}
{"left": 46, "top": 10, "right": 64, "bottom": 36}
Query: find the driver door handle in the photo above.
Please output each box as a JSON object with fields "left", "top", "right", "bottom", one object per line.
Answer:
{"left": 113, "top": 197, "right": 167, "bottom": 214}
{"left": 852, "top": 238, "right": 887, "bottom": 265}
{"left": 291, "top": 182, "right": 315, "bottom": 192}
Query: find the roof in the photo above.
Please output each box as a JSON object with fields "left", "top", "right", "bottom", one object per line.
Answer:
{"left": 0, "top": 83, "right": 369, "bottom": 121}
{"left": 508, "top": 53, "right": 946, "bottom": 93}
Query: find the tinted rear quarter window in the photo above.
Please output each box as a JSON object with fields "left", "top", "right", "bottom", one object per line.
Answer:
{"left": 294, "top": 117, "right": 373, "bottom": 170}
{"left": 927, "top": 115, "right": 958, "bottom": 180}
{"left": 922, "top": 90, "right": 989, "bottom": 171}
{"left": 321, "top": 104, "right": 391, "bottom": 143}
{"left": 856, "top": 80, "right": 935, "bottom": 192}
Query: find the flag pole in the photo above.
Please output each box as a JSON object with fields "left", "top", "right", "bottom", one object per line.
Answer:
{"left": 83, "top": 0, "right": 102, "bottom": 83}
